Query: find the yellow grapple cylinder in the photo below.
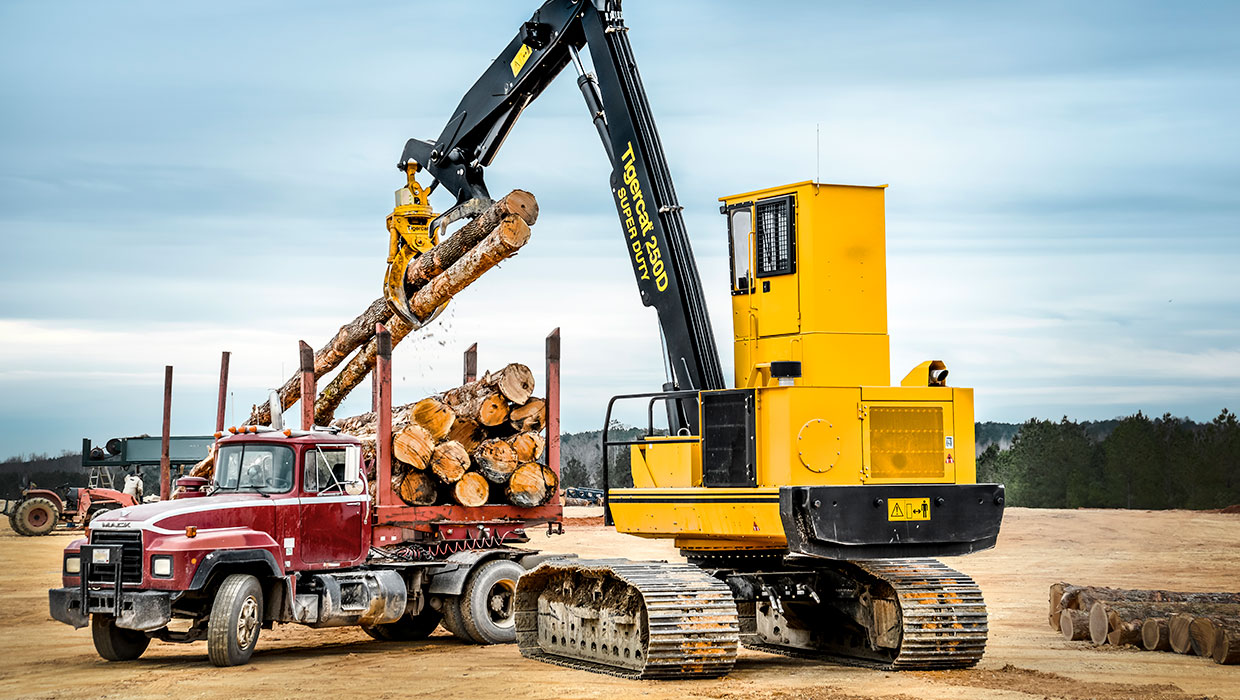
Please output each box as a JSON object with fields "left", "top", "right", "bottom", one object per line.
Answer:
{"left": 383, "top": 162, "right": 440, "bottom": 322}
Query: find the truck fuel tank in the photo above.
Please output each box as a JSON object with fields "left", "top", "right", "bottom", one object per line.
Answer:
{"left": 292, "top": 569, "right": 407, "bottom": 628}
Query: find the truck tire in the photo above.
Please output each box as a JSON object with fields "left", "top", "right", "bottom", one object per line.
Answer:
{"left": 362, "top": 606, "right": 443, "bottom": 642}
{"left": 459, "top": 559, "right": 523, "bottom": 644}
{"left": 207, "top": 574, "right": 263, "bottom": 666}
{"left": 14, "top": 497, "right": 58, "bottom": 536}
{"left": 91, "top": 614, "right": 150, "bottom": 661}
{"left": 438, "top": 595, "right": 473, "bottom": 642}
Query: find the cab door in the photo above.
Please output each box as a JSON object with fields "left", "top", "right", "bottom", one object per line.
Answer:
{"left": 297, "top": 445, "right": 367, "bottom": 567}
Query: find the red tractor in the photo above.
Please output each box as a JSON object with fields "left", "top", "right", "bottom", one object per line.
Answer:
{"left": 5, "top": 471, "right": 138, "bottom": 537}
{"left": 5, "top": 435, "right": 214, "bottom": 536}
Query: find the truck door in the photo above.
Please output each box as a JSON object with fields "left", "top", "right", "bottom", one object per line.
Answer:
{"left": 298, "top": 445, "right": 367, "bottom": 566}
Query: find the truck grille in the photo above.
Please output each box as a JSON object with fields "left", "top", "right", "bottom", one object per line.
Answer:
{"left": 88, "top": 530, "right": 144, "bottom": 584}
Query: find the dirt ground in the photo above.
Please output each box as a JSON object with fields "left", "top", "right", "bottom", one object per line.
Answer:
{"left": 1, "top": 507, "right": 1237, "bottom": 700}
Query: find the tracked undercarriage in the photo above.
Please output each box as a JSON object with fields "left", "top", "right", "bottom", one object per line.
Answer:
{"left": 515, "top": 555, "right": 986, "bottom": 679}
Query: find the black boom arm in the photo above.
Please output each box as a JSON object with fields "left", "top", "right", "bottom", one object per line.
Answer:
{"left": 403, "top": 0, "right": 725, "bottom": 428}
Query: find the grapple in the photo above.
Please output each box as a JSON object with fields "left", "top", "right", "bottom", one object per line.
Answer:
{"left": 383, "top": 161, "right": 446, "bottom": 326}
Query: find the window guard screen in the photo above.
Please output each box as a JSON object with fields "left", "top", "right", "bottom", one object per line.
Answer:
{"left": 755, "top": 195, "right": 795, "bottom": 277}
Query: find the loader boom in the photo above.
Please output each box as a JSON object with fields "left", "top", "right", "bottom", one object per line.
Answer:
{"left": 400, "top": 0, "right": 724, "bottom": 431}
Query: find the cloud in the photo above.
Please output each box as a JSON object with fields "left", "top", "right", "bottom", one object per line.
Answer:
{"left": 0, "top": 0, "right": 1237, "bottom": 455}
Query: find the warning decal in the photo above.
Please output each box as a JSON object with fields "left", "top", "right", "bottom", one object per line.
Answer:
{"left": 888, "top": 497, "right": 931, "bottom": 521}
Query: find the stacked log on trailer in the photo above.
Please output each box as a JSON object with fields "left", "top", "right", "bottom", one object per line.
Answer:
{"left": 331, "top": 362, "right": 556, "bottom": 508}
{"left": 1048, "top": 581, "right": 1240, "bottom": 664}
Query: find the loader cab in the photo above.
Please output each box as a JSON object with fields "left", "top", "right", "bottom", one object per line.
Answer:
{"left": 722, "top": 181, "right": 891, "bottom": 390}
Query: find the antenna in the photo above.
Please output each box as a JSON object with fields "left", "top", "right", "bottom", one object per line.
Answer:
{"left": 816, "top": 122, "right": 821, "bottom": 184}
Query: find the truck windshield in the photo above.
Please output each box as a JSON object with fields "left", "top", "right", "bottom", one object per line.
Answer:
{"left": 214, "top": 444, "right": 295, "bottom": 494}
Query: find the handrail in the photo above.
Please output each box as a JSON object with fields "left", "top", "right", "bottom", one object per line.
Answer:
{"left": 600, "top": 390, "right": 700, "bottom": 525}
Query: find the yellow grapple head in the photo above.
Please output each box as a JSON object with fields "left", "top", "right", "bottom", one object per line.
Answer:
{"left": 384, "top": 162, "right": 442, "bottom": 324}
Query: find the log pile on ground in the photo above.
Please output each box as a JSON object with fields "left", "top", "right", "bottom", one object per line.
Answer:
{"left": 1049, "top": 581, "right": 1240, "bottom": 664}
{"left": 331, "top": 362, "right": 554, "bottom": 509}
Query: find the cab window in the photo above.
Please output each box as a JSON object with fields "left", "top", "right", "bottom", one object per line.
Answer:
{"left": 728, "top": 206, "right": 753, "bottom": 294}
{"left": 304, "top": 447, "right": 349, "bottom": 494}
{"left": 214, "top": 444, "right": 294, "bottom": 494}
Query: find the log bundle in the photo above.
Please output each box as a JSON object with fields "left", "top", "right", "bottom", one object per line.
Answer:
{"left": 332, "top": 363, "right": 554, "bottom": 509}
{"left": 1048, "top": 581, "right": 1240, "bottom": 664}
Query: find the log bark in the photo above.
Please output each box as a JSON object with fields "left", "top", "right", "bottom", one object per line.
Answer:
{"left": 1090, "top": 601, "right": 1240, "bottom": 647}
{"left": 506, "top": 462, "right": 548, "bottom": 508}
{"left": 398, "top": 470, "right": 437, "bottom": 506}
{"left": 1142, "top": 618, "right": 1171, "bottom": 651}
{"left": 393, "top": 425, "right": 435, "bottom": 470}
{"left": 1049, "top": 582, "right": 1071, "bottom": 630}
{"left": 250, "top": 192, "right": 537, "bottom": 426}
{"left": 452, "top": 471, "right": 489, "bottom": 508}
{"left": 403, "top": 190, "right": 538, "bottom": 290}
{"left": 412, "top": 397, "right": 455, "bottom": 440}
{"left": 1214, "top": 621, "right": 1240, "bottom": 664}
{"left": 314, "top": 211, "right": 533, "bottom": 424}
{"left": 508, "top": 431, "right": 546, "bottom": 463}
{"left": 446, "top": 417, "right": 486, "bottom": 453}
{"left": 189, "top": 442, "right": 217, "bottom": 479}
{"left": 1060, "top": 608, "right": 1090, "bottom": 641}
{"left": 429, "top": 441, "right": 470, "bottom": 484}
{"left": 447, "top": 390, "right": 510, "bottom": 427}
{"left": 473, "top": 439, "right": 519, "bottom": 484}
{"left": 509, "top": 397, "right": 546, "bottom": 433}
{"left": 1061, "top": 586, "right": 1240, "bottom": 615}
{"left": 540, "top": 465, "right": 558, "bottom": 505}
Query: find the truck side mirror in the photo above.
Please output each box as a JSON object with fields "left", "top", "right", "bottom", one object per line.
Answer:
{"left": 343, "top": 445, "right": 364, "bottom": 496}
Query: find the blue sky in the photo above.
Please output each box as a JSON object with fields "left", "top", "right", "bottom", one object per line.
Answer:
{"left": 1, "top": 1, "right": 1238, "bottom": 457}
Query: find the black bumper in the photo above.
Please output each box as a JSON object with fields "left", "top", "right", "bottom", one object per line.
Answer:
{"left": 49, "top": 587, "right": 172, "bottom": 631}
{"left": 781, "top": 483, "right": 1005, "bottom": 560}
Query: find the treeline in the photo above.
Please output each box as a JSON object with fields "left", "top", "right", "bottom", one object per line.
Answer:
{"left": 978, "top": 410, "right": 1239, "bottom": 509}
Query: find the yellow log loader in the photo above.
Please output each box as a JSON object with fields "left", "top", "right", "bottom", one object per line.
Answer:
{"left": 384, "top": 0, "right": 1004, "bottom": 679}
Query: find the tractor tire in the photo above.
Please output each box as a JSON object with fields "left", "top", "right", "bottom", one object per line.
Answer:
{"left": 459, "top": 559, "right": 523, "bottom": 644}
{"left": 14, "top": 497, "right": 58, "bottom": 536}
{"left": 91, "top": 614, "right": 151, "bottom": 661}
{"left": 207, "top": 574, "right": 263, "bottom": 666}
{"left": 362, "top": 606, "right": 443, "bottom": 642}
{"left": 438, "top": 595, "right": 473, "bottom": 642}
{"left": 88, "top": 505, "right": 121, "bottom": 525}
{"left": 8, "top": 507, "right": 29, "bottom": 536}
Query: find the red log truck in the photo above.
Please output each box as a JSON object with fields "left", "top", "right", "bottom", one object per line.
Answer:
{"left": 49, "top": 327, "right": 564, "bottom": 666}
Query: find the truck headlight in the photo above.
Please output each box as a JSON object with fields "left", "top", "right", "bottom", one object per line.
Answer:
{"left": 64, "top": 554, "right": 81, "bottom": 575}
{"left": 151, "top": 555, "right": 173, "bottom": 578}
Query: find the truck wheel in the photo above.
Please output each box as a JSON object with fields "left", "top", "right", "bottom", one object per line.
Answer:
{"left": 438, "top": 596, "right": 473, "bottom": 642}
{"left": 207, "top": 574, "right": 263, "bottom": 666}
{"left": 362, "top": 606, "right": 443, "bottom": 642}
{"left": 460, "top": 559, "right": 523, "bottom": 644}
{"left": 91, "top": 614, "right": 150, "bottom": 661}
{"left": 14, "top": 497, "right": 58, "bottom": 536}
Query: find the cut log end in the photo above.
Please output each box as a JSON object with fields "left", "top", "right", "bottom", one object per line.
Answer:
{"left": 506, "top": 462, "right": 549, "bottom": 508}
{"left": 393, "top": 424, "right": 435, "bottom": 470}
{"left": 453, "top": 472, "right": 489, "bottom": 508}
{"left": 430, "top": 441, "right": 470, "bottom": 484}
{"left": 412, "top": 397, "right": 455, "bottom": 441}
{"left": 474, "top": 438, "right": 519, "bottom": 484}
{"left": 1142, "top": 618, "right": 1171, "bottom": 651}
{"left": 1089, "top": 602, "right": 1112, "bottom": 645}
{"left": 398, "top": 470, "right": 437, "bottom": 506}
